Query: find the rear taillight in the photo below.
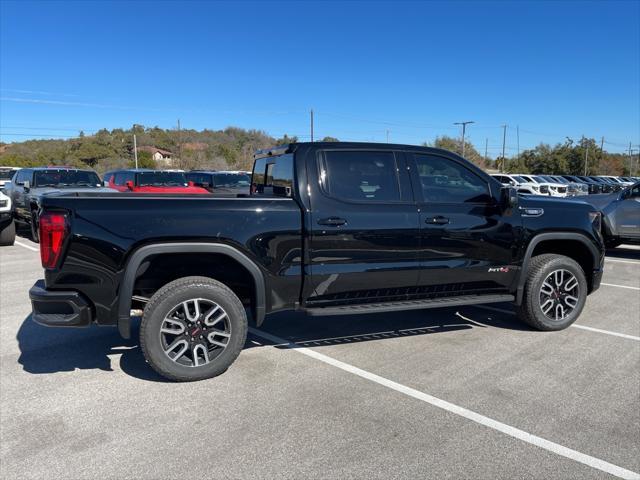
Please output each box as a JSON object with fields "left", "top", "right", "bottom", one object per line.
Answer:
{"left": 39, "top": 212, "right": 68, "bottom": 269}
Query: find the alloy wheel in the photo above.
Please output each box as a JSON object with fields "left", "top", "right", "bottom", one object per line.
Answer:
{"left": 159, "top": 298, "right": 231, "bottom": 367}
{"left": 538, "top": 269, "right": 580, "bottom": 322}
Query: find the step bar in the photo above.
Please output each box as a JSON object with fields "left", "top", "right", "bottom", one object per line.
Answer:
{"left": 303, "top": 294, "right": 515, "bottom": 316}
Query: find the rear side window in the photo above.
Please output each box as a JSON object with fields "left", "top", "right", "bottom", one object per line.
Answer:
{"left": 413, "top": 154, "right": 491, "bottom": 203}
{"left": 320, "top": 151, "right": 400, "bottom": 202}
{"left": 186, "top": 173, "right": 211, "bottom": 185}
{"left": 252, "top": 154, "right": 293, "bottom": 197}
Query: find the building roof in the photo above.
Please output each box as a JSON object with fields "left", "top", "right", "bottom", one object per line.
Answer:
{"left": 137, "top": 146, "right": 174, "bottom": 156}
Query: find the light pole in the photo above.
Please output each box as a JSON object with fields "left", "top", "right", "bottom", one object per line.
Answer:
{"left": 454, "top": 121, "right": 474, "bottom": 158}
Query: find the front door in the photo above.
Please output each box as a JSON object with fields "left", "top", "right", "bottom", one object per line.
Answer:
{"left": 306, "top": 148, "right": 421, "bottom": 306}
{"left": 407, "top": 152, "right": 521, "bottom": 295}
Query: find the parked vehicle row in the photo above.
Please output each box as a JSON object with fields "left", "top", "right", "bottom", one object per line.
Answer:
{"left": 0, "top": 190, "right": 15, "bottom": 245}
{"left": 492, "top": 173, "right": 639, "bottom": 196}
{"left": 0, "top": 166, "right": 253, "bottom": 243}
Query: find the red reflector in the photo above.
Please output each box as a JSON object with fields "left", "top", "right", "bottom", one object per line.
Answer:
{"left": 39, "top": 212, "right": 68, "bottom": 269}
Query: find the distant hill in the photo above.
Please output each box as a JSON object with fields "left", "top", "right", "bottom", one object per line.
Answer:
{"left": 0, "top": 125, "right": 297, "bottom": 173}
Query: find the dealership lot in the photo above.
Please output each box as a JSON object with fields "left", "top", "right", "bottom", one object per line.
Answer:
{"left": 1, "top": 239, "right": 638, "bottom": 479}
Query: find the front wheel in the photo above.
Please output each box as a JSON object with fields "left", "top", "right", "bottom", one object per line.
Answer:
{"left": 0, "top": 219, "right": 15, "bottom": 246}
{"left": 516, "top": 254, "right": 587, "bottom": 331}
{"left": 140, "top": 276, "right": 248, "bottom": 382}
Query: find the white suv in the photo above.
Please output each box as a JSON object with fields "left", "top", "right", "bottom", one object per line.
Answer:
{"left": 0, "top": 191, "right": 15, "bottom": 246}
{"left": 491, "top": 174, "right": 550, "bottom": 195}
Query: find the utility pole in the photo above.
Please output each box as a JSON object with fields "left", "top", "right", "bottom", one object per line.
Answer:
{"left": 484, "top": 138, "right": 488, "bottom": 165}
{"left": 177, "top": 119, "right": 182, "bottom": 167}
{"left": 600, "top": 136, "right": 605, "bottom": 154}
{"left": 453, "top": 120, "right": 474, "bottom": 158}
{"left": 501, "top": 124, "right": 507, "bottom": 172}
{"left": 584, "top": 141, "right": 589, "bottom": 176}
{"left": 310, "top": 109, "right": 314, "bottom": 142}
{"left": 133, "top": 134, "right": 138, "bottom": 169}
{"left": 516, "top": 125, "right": 520, "bottom": 158}
{"left": 386, "top": 130, "right": 390, "bottom": 143}
{"left": 628, "top": 142, "right": 634, "bottom": 175}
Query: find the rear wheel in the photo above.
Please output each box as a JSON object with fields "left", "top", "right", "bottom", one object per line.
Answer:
{"left": 30, "top": 211, "right": 39, "bottom": 243}
{"left": 516, "top": 254, "right": 587, "bottom": 331}
{"left": 0, "top": 219, "right": 15, "bottom": 246}
{"left": 140, "top": 276, "right": 247, "bottom": 382}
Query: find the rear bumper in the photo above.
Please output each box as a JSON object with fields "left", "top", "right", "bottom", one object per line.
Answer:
{"left": 29, "top": 279, "right": 92, "bottom": 327}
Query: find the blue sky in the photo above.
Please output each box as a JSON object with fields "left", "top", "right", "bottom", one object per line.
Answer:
{"left": 1, "top": 0, "right": 638, "bottom": 157}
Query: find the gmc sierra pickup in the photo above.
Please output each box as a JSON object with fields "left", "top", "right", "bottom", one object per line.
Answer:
{"left": 29, "top": 142, "right": 605, "bottom": 381}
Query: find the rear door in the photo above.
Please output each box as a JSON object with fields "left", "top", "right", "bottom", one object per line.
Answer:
{"left": 407, "top": 152, "right": 520, "bottom": 294}
{"left": 305, "top": 148, "right": 420, "bottom": 306}
{"left": 10, "top": 169, "right": 32, "bottom": 221}
{"left": 615, "top": 184, "right": 640, "bottom": 239}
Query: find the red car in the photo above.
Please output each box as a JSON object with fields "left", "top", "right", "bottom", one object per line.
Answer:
{"left": 103, "top": 169, "right": 209, "bottom": 194}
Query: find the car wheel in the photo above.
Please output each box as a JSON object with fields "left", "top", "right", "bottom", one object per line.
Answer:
{"left": 516, "top": 254, "right": 587, "bottom": 331}
{"left": 0, "top": 219, "right": 15, "bottom": 246}
{"left": 140, "top": 276, "right": 248, "bottom": 382}
{"left": 30, "top": 211, "right": 39, "bottom": 243}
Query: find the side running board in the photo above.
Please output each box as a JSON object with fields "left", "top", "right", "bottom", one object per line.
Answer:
{"left": 303, "top": 294, "right": 514, "bottom": 316}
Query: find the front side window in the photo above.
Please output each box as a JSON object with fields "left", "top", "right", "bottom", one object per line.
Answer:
{"left": 212, "top": 173, "right": 250, "bottom": 188}
{"left": 320, "top": 151, "right": 400, "bottom": 202}
{"left": 413, "top": 154, "right": 491, "bottom": 203}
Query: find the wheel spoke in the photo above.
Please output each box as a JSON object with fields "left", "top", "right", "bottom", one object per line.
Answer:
{"left": 541, "top": 298, "right": 555, "bottom": 314}
{"left": 207, "top": 329, "right": 231, "bottom": 347}
{"left": 554, "top": 270, "right": 564, "bottom": 288}
{"left": 203, "top": 305, "right": 221, "bottom": 323}
{"left": 160, "top": 318, "right": 186, "bottom": 335}
{"left": 205, "top": 311, "right": 227, "bottom": 327}
{"left": 164, "top": 338, "right": 189, "bottom": 361}
{"left": 182, "top": 300, "right": 200, "bottom": 322}
{"left": 564, "top": 276, "right": 578, "bottom": 292}
{"left": 565, "top": 295, "right": 579, "bottom": 308}
{"left": 541, "top": 281, "right": 554, "bottom": 296}
{"left": 192, "top": 344, "right": 209, "bottom": 367}
{"left": 555, "top": 303, "right": 565, "bottom": 320}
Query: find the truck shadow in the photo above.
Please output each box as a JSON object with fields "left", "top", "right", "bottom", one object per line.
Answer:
{"left": 606, "top": 246, "right": 640, "bottom": 261}
{"left": 16, "top": 305, "right": 528, "bottom": 382}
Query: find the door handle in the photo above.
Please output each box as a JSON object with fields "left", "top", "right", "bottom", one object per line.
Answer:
{"left": 317, "top": 217, "right": 347, "bottom": 227}
{"left": 425, "top": 216, "right": 449, "bottom": 225}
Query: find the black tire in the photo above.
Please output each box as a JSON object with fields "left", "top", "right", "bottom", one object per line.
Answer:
{"left": 30, "top": 211, "right": 39, "bottom": 243}
{"left": 140, "top": 276, "right": 247, "bottom": 382}
{"left": 516, "top": 254, "right": 587, "bottom": 331}
{"left": 0, "top": 219, "right": 16, "bottom": 246}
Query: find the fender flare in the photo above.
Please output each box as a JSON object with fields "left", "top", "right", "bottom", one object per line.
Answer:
{"left": 117, "top": 242, "right": 267, "bottom": 338}
{"left": 515, "top": 232, "right": 602, "bottom": 305}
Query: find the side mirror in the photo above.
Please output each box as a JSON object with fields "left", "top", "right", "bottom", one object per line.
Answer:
{"left": 125, "top": 180, "right": 134, "bottom": 190}
{"left": 23, "top": 180, "right": 30, "bottom": 191}
{"left": 501, "top": 186, "right": 518, "bottom": 209}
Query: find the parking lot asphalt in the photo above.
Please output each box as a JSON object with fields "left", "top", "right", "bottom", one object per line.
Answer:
{"left": 1, "top": 238, "right": 638, "bottom": 479}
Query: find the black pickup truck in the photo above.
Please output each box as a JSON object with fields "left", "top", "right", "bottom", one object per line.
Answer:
{"left": 29, "top": 142, "right": 605, "bottom": 381}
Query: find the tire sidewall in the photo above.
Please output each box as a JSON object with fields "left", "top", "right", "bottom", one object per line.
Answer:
{"left": 142, "top": 281, "right": 247, "bottom": 381}
{"left": 529, "top": 257, "right": 587, "bottom": 330}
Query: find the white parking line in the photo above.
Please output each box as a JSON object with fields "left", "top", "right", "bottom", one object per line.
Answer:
{"left": 14, "top": 241, "right": 38, "bottom": 252}
{"left": 249, "top": 327, "right": 640, "bottom": 480}
{"left": 601, "top": 282, "right": 640, "bottom": 291}
{"left": 606, "top": 258, "right": 640, "bottom": 265}
{"left": 473, "top": 305, "right": 640, "bottom": 341}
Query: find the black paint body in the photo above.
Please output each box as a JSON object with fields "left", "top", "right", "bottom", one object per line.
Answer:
{"left": 30, "top": 143, "right": 605, "bottom": 335}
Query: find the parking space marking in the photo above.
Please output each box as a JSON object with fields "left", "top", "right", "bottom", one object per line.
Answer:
{"left": 601, "top": 282, "right": 640, "bottom": 291}
{"left": 249, "top": 327, "right": 640, "bottom": 480}
{"left": 14, "top": 241, "right": 38, "bottom": 252}
{"left": 606, "top": 258, "right": 640, "bottom": 265}
{"left": 473, "top": 305, "right": 640, "bottom": 341}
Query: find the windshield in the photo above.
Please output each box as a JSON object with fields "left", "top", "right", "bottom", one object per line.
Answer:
{"left": 512, "top": 175, "right": 527, "bottom": 183}
{"left": 531, "top": 176, "right": 547, "bottom": 183}
{"left": 213, "top": 173, "right": 250, "bottom": 188}
{"left": 0, "top": 170, "right": 16, "bottom": 180}
{"left": 137, "top": 171, "right": 187, "bottom": 187}
{"left": 34, "top": 170, "right": 102, "bottom": 187}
